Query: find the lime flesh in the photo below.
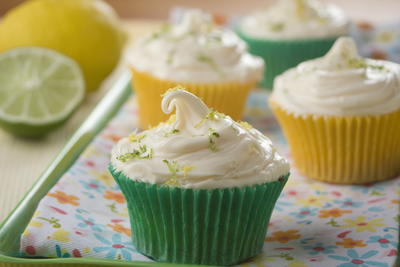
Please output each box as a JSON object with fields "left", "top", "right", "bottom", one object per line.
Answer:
{"left": 0, "top": 47, "right": 85, "bottom": 137}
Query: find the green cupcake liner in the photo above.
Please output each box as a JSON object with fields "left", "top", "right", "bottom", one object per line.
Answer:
{"left": 109, "top": 164, "right": 289, "bottom": 266}
{"left": 237, "top": 29, "right": 340, "bottom": 89}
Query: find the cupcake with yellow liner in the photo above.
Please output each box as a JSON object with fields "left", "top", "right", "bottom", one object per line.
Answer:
{"left": 237, "top": 0, "right": 349, "bottom": 89}
{"left": 129, "top": 9, "right": 264, "bottom": 128}
{"left": 109, "top": 88, "right": 290, "bottom": 265}
{"left": 270, "top": 37, "right": 400, "bottom": 184}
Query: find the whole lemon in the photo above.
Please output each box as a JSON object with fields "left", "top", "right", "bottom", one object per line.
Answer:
{"left": 0, "top": 0, "right": 126, "bottom": 92}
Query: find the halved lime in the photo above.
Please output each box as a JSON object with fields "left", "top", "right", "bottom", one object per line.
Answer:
{"left": 0, "top": 47, "right": 85, "bottom": 137}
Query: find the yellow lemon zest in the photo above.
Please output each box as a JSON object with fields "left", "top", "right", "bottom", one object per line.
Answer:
{"left": 182, "top": 165, "right": 196, "bottom": 177}
{"left": 128, "top": 133, "right": 146, "bottom": 143}
{"left": 161, "top": 85, "right": 186, "bottom": 97}
{"left": 238, "top": 121, "right": 253, "bottom": 130}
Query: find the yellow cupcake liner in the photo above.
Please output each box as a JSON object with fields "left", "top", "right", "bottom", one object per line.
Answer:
{"left": 270, "top": 102, "right": 400, "bottom": 184}
{"left": 131, "top": 68, "right": 256, "bottom": 128}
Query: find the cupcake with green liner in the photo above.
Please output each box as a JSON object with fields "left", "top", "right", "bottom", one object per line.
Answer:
{"left": 109, "top": 87, "right": 290, "bottom": 265}
{"left": 129, "top": 9, "right": 264, "bottom": 128}
{"left": 270, "top": 37, "right": 400, "bottom": 184}
{"left": 237, "top": 0, "right": 349, "bottom": 89}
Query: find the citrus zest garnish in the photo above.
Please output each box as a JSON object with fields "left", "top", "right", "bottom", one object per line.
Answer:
{"left": 161, "top": 86, "right": 185, "bottom": 97}
{"left": 195, "top": 109, "right": 226, "bottom": 128}
{"left": 116, "top": 145, "right": 153, "bottom": 162}
{"left": 239, "top": 121, "right": 253, "bottom": 130}
{"left": 182, "top": 165, "right": 196, "bottom": 177}
{"left": 128, "top": 133, "right": 146, "bottom": 143}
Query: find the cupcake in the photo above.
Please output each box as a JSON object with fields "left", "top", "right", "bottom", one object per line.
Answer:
{"left": 110, "top": 88, "right": 289, "bottom": 265}
{"left": 237, "top": 0, "right": 349, "bottom": 89}
{"left": 129, "top": 9, "right": 264, "bottom": 128}
{"left": 270, "top": 37, "right": 400, "bottom": 184}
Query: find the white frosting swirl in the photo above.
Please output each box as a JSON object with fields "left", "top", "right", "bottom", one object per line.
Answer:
{"left": 240, "top": 0, "right": 348, "bottom": 40}
{"left": 129, "top": 9, "right": 263, "bottom": 83}
{"left": 111, "top": 89, "right": 289, "bottom": 189}
{"left": 271, "top": 37, "right": 400, "bottom": 116}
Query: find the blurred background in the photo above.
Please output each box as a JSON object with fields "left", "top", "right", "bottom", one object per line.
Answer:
{"left": 0, "top": 0, "right": 399, "bottom": 23}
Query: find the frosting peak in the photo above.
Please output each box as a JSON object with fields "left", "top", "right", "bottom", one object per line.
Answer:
{"left": 173, "top": 9, "right": 213, "bottom": 36}
{"left": 161, "top": 87, "right": 208, "bottom": 131}
{"left": 271, "top": 37, "right": 400, "bottom": 116}
{"left": 320, "top": 37, "right": 361, "bottom": 71}
{"left": 112, "top": 88, "right": 289, "bottom": 189}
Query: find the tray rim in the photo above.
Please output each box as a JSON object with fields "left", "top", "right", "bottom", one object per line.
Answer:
{"left": 0, "top": 71, "right": 207, "bottom": 266}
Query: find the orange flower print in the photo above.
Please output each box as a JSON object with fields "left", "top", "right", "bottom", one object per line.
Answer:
{"left": 336, "top": 238, "right": 367, "bottom": 248}
{"left": 108, "top": 223, "right": 131, "bottom": 236}
{"left": 357, "top": 21, "right": 374, "bottom": 30}
{"left": 104, "top": 134, "right": 122, "bottom": 143}
{"left": 48, "top": 191, "right": 79, "bottom": 206}
{"left": 104, "top": 191, "right": 125, "bottom": 204}
{"left": 265, "top": 230, "right": 301, "bottom": 243}
{"left": 319, "top": 208, "right": 352, "bottom": 218}
{"left": 371, "top": 49, "right": 387, "bottom": 60}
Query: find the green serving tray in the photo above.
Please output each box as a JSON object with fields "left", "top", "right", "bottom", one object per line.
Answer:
{"left": 0, "top": 71, "right": 208, "bottom": 267}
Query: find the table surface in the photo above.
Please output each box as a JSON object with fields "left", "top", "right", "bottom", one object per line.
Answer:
{"left": 1, "top": 2, "right": 400, "bottom": 223}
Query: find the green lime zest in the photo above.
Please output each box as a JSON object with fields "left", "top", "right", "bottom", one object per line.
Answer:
{"left": 162, "top": 160, "right": 196, "bottom": 186}
{"left": 164, "top": 128, "right": 180, "bottom": 137}
{"left": 145, "top": 23, "right": 171, "bottom": 43}
{"left": 195, "top": 109, "right": 226, "bottom": 128}
{"left": 347, "top": 58, "right": 385, "bottom": 71}
{"left": 117, "top": 145, "right": 153, "bottom": 162}
{"left": 208, "top": 128, "right": 220, "bottom": 152}
{"left": 166, "top": 49, "right": 175, "bottom": 65}
{"left": 270, "top": 22, "right": 285, "bottom": 32}
{"left": 163, "top": 159, "right": 180, "bottom": 178}
{"left": 162, "top": 159, "right": 180, "bottom": 187}
{"left": 196, "top": 52, "right": 224, "bottom": 75}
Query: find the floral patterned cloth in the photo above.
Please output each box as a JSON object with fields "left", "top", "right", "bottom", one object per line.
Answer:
{"left": 20, "top": 91, "right": 399, "bottom": 267}
{"left": 351, "top": 21, "right": 400, "bottom": 63}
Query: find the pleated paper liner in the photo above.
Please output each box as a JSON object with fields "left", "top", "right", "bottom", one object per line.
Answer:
{"left": 270, "top": 102, "right": 400, "bottom": 184}
{"left": 130, "top": 68, "right": 257, "bottom": 129}
{"left": 236, "top": 29, "right": 338, "bottom": 89}
{"left": 109, "top": 165, "right": 289, "bottom": 265}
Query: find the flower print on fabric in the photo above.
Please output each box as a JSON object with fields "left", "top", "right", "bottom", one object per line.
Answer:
{"left": 79, "top": 179, "right": 106, "bottom": 194}
{"left": 298, "top": 195, "right": 329, "bottom": 207}
{"left": 289, "top": 207, "right": 318, "bottom": 219}
{"left": 336, "top": 238, "right": 367, "bottom": 248}
{"left": 107, "top": 223, "right": 131, "bottom": 237}
{"left": 92, "top": 171, "right": 116, "bottom": 187}
{"left": 366, "top": 234, "right": 397, "bottom": 248}
{"left": 76, "top": 215, "right": 105, "bottom": 232}
{"left": 319, "top": 209, "right": 352, "bottom": 218}
{"left": 340, "top": 216, "right": 386, "bottom": 232}
{"left": 328, "top": 249, "right": 389, "bottom": 267}
{"left": 333, "top": 198, "right": 363, "bottom": 209}
{"left": 303, "top": 242, "right": 337, "bottom": 255}
{"left": 47, "top": 191, "right": 79, "bottom": 206}
{"left": 265, "top": 230, "right": 301, "bottom": 243}
{"left": 93, "top": 233, "right": 136, "bottom": 261}
{"left": 274, "top": 198, "right": 293, "bottom": 211}
{"left": 104, "top": 191, "right": 125, "bottom": 204}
